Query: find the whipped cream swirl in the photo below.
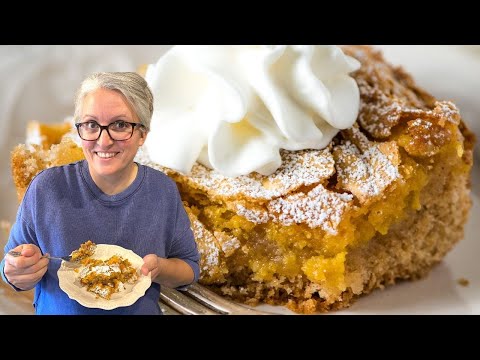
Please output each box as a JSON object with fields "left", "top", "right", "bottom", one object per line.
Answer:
{"left": 144, "top": 45, "right": 361, "bottom": 177}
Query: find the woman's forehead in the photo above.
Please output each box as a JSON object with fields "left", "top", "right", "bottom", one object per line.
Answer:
{"left": 82, "top": 89, "right": 136, "bottom": 120}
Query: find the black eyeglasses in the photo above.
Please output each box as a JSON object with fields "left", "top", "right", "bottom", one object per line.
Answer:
{"left": 75, "top": 120, "right": 144, "bottom": 141}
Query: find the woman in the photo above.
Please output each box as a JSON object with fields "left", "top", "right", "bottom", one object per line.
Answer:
{"left": 1, "top": 72, "right": 200, "bottom": 314}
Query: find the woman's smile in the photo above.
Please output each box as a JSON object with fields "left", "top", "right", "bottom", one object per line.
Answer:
{"left": 95, "top": 151, "right": 119, "bottom": 159}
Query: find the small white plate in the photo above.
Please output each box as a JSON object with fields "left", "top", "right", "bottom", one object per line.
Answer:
{"left": 58, "top": 244, "right": 151, "bottom": 310}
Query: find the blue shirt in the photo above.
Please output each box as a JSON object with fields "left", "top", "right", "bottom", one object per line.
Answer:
{"left": 1, "top": 160, "right": 200, "bottom": 315}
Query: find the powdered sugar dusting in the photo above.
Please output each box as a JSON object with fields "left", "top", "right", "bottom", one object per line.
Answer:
{"left": 91, "top": 285, "right": 112, "bottom": 298}
{"left": 235, "top": 204, "right": 270, "bottom": 224}
{"left": 137, "top": 147, "right": 335, "bottom": 201}
{"left": 268, "top": 184, "right": 353, "bottom": 234}
{"left": 190, "top": 218, "right": 220, "bottom": 273}
{"left": 334, "top": 140, "right": 400, "bottom": 204}
{"left": 432, "top": 101, "right": 461, "bottom": 124}
{"left": 357, "top": 84, "right": 405, "bottom": 138}
{"left": 137, "top": 135, "right": 399, "bottom": 232}
{"left": 137, "top": 146, "right": 353, "bottom": 232}
{"left": 189, "top": 148, "right": 335, "bottom": 200}
{"left": 214, "top": 231, "right": 241, "bottom": 257}
{"left": 184, "top": 209, "right": 232, "bottom": 281}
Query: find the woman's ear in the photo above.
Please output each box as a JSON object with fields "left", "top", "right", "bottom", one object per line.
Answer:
{"left": 138, "top": 129, "right": 148, "bottom": 146}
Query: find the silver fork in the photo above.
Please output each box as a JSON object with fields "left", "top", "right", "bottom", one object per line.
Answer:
{"left": 159, "top": 283, "right": 273, "bottom": 315}
{"left": 7, "top": 250, "right": 76, "bottom": 263}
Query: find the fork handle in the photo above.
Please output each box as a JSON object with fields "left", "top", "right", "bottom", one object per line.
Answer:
{"left": 7, "top": 250, "right": 22, "bottom": 257}
{"left": 8, "top": 250, "right": 49, "bottom": 259}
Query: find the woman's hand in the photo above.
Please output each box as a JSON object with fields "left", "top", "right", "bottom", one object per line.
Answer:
{"left": 4, "top": 244, "right": 49, "bottom": 291}
{"left": 141, "top": 254, "right": 194, "bottom": 289}
{"left": 141, "top": 254, "right": 161, "bottom": 279}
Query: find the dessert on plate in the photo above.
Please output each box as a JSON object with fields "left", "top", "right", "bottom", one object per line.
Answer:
{"left": 70, "top": 239, "right": 96, "bottom": 262}
{"left": 67, "top": 240, "right": 139, "bottom": 300}
{"left": 10, "top": 45, "right": 475, "bottom": 313}
{"left": 78, "top": 255, "right": 139, "bottom": 300}
{"left": 58, "top": 243, "right": 149, "bottom": 308}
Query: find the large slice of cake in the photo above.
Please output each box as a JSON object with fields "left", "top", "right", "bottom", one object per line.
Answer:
{"left": 10, "top": 45, "right": 475, "bottom": 313}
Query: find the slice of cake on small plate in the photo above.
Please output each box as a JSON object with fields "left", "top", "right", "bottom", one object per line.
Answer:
{"left": 58, "top": 244, "right": 150, "bottom": 310}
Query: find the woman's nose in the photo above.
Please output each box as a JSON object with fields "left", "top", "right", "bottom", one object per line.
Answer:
{"left": 97, "top": 128, "right": 114, "bottom": 146}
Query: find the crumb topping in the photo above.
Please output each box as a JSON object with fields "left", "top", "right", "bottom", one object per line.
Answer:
{"left": 78, "top": 255, "right": 138, "bottom": 299}
{"left": 71, "top": 240, "right": 96, "bottom": 262}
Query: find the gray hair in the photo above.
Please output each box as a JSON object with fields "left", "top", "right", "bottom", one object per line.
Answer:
{"left": 73, "top": 72, "right": 153, "bottom": 131}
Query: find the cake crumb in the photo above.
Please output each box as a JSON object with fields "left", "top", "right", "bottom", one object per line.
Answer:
{"left": 457, "top": 278, "right": 469, "bottom": 287}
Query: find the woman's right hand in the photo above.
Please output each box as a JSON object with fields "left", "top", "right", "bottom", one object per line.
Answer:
{"left": 4, "top": 244, "right": 49, "bottom": 291}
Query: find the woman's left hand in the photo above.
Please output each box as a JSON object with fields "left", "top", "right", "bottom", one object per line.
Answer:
{"left": 141, "top": 254, "right": 160, "bottom": 279}
{"left": 140, "top": 255, "right": 194, "bottom": 288}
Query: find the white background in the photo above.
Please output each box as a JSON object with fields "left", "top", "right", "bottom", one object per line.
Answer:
{"left": 0, "top": 45, "right": 478, "bottom": 314}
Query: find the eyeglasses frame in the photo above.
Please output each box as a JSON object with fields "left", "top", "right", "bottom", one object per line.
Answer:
{"left": 75, "top": 120, "right": 144, "bottom": 141}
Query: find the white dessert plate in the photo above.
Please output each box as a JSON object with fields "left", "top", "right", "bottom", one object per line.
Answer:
{"left": 58, "top": 244, "right": 151, "bottom": 310}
